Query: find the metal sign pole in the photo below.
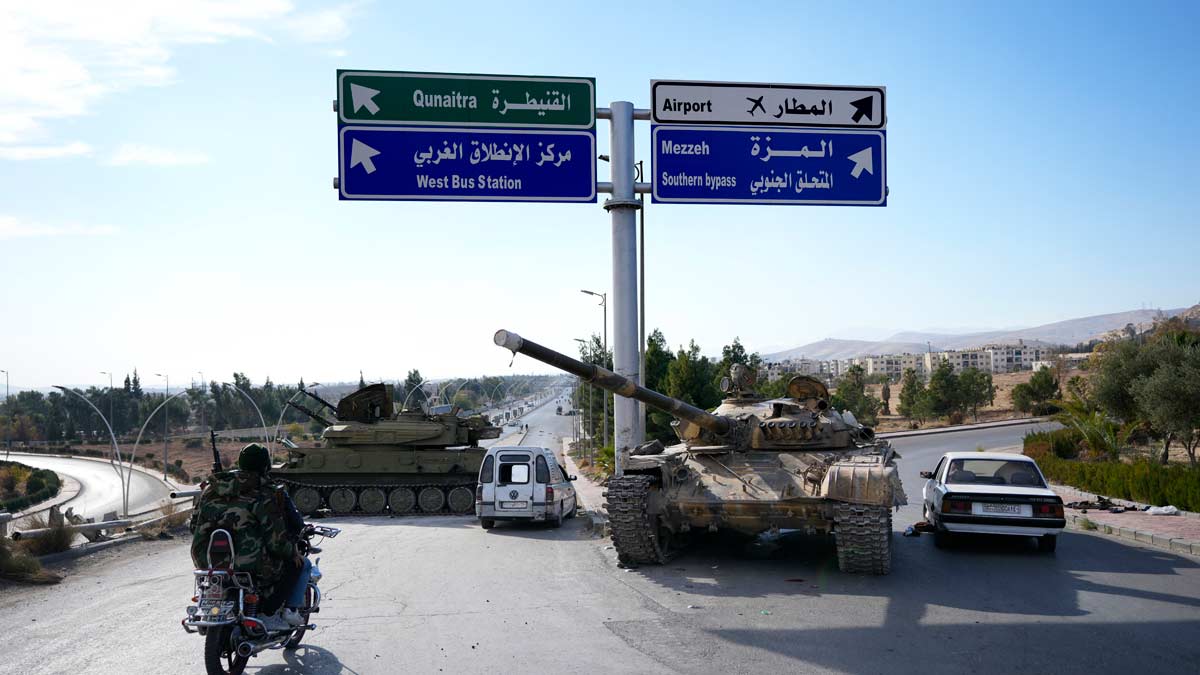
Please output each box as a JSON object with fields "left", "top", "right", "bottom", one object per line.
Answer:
{"left": 602, "top": 101, "right": 641, "bottom": 478}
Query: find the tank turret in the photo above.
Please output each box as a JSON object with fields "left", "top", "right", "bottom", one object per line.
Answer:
{"left": 495, "top": 328, "right": 905, "bottom": 575}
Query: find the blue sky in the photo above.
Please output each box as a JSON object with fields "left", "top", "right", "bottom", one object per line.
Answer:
{"left": 1, "top": 0, "right": 1197, "bottom": 389}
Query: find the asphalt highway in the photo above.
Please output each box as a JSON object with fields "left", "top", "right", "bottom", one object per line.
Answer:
{"left": 1, "top": 412, "right": 1197, "bottom": 674}
{"left": 5, "top": 452, "right": 173, "bottom": 520}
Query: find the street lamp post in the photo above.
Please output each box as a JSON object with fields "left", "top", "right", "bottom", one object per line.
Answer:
{"left": 155, "top": 373, "right": 169, "bottom": 480}
{"left": 580, "top": 289, "right": 608, "bottom": 450}
{"left": 100, "top": 371, "right": 114, "bottom": 444}
{"left": 573, "top": 338, "right": 595, "bottom": 465}
{"left": 1, "top": 369, "right": 8, "bottom": 459}
{"left": 636, "top": 160, "right": 647, "bottom": 443}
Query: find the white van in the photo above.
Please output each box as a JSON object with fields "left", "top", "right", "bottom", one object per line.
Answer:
{"left": 476, "top": 445, "right": 578, "bottom": 529}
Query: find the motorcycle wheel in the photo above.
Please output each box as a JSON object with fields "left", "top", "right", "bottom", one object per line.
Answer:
{"left": 204, "top": 625, "right": 249, "bottom": 675}
{"left": 284, "top": 586, "right": 314, "bottom": 649}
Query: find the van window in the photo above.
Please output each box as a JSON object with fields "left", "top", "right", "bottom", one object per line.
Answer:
{"left": 499, "top": 463, "right": 529, "bottom": 484}
{"left": 535, "top": 455, "right": 549, "bottom": 483}
{"left": 480, "top": 455, "right": 494, "bottom": 483}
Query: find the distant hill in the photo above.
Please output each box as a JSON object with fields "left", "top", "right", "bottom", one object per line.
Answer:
{"left": 764, "top": 307, "right": 1190, "bottom": 362}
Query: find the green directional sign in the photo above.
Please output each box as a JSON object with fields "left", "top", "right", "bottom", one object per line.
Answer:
{"left": 337, "top": 70, "right": 595, "bottom": 129}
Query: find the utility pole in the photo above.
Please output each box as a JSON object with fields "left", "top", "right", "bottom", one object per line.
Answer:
{"left": 197, "top": 371, "right": 206, "bottom": 430}
{"left": 636, "top": 159, "right": 647, "bottom": 443}
{"left": 598, "top": 101, "right": 643, "bottom": 478}
{"left": 155, "top": 373, "right": 169, "bottom": 480}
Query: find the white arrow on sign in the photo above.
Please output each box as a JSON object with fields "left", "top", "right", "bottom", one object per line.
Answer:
{"left": 350, "top": 139, "right": 380, "bottom": 174}
{"left": 350, "top": 83, "right": 381, "bottom": 115}
{"left": 847, "top": 147, "right": 874, "bottom": 179}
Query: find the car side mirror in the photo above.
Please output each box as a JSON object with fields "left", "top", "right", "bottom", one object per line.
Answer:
{"left": 568, "top": 475, "right": 577, "bottom": 481}
{"left": 919, "top": 471, "right": 934, "bottom": 479}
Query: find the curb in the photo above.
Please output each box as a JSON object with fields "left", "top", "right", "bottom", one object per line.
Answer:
{"left": 1065, "top": 513, "right": 1200, "bottom": 557}
{"left": 878, "top": 417, "right": 1051, "bottom": 440}
{"left": 36, "top": 532, "right": 145, "bottom": 566}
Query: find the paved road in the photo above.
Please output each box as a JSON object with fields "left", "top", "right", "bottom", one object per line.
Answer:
{"left": 2, "top": 418, "right": 1197, "bottom": 674}
{"left": 5, "top": 452, "right": 172, "bottom": 521}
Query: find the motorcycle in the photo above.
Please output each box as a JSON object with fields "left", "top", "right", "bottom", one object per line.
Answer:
{"left": 182, "top": 523, "right": 341, "bottom": 675}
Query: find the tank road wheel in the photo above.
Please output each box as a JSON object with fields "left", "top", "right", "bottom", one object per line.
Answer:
{"left": 418, "top": 487, "right": 446, "bottom": 513}
{"left": 605, "top": 474, "right": 676, "bottom": 566}
{"left": 833, "top": 503, "right": 893, "bottom": 575}
{"left": 447, "top": 487, "right": 475, "bottom": 514}
{"left": 291, "top": 487, "right": 322, "bottom": 515}
{"left": 328, "top": 487, "right": 357, "bottom": 513}
{"left": 358, "top": 487, "right": 387, "bottom": 514}
{"left": 388, "top": 487, "right": 416, "bottom": 514}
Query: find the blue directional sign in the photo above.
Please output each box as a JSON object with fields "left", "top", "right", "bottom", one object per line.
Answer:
{"left": 652, "top": 125, "right": 886, "bottom": 206}
{"left": 339, "top": 126, "right": 596, "bottom": 202}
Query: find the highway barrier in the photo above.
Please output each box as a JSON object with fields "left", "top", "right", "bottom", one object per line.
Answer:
{"left": 12, "top": 519, "right": 131, "bottom": 541}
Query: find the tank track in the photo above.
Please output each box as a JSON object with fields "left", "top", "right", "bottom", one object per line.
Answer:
{"left": 605, "top": 474, "right": 673, "bottom": 566}
{"left": 833, "top": 503, "right": 893, "bottom": 575}
{"left": 277, "top": 478, "right": 476, "bottom": 517}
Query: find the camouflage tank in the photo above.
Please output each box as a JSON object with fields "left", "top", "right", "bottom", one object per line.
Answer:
{"left": 275, "top": 383, "right": 501, "bottom": 516}
{"left": 494, "top": 330, "right": 906, "bottom": 574}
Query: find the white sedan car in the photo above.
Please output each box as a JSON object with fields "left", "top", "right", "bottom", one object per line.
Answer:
{"left": 921, "top": 451, "right": 1065, "bottom": 552}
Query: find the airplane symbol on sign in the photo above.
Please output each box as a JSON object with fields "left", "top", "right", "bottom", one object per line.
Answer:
{"left": 745, "top": 96, "right": 765, "bottom": 116}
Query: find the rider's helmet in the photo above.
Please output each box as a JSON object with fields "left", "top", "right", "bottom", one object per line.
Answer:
{"left": 237, "top": 443, "right": 271, "bottom": 474}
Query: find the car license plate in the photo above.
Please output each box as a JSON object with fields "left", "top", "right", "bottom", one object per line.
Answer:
{"left": 976, "top": 503, "right": 1030, "bottom": 516}
{"left": 500, "top": 501, "right": 528, "bottom": 509}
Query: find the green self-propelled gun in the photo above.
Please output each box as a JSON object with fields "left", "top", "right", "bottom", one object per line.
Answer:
{"left": 275, "top": 383, "right": 501, "bottom": 515}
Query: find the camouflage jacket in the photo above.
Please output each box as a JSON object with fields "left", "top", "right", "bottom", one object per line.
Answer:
{"left": 189, "top": 470, "right": 296, "bottom": 585}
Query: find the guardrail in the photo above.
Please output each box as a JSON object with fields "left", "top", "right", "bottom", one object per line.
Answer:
{"left": 12, "top": 519, "right": 132, "bottom": 541}
{"left": 0, "top": 512, "right": 12, "bottom": 538}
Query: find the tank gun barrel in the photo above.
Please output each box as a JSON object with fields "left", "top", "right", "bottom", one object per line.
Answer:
{"left": 494, "top": 329, "right": 730, "bottom": 436}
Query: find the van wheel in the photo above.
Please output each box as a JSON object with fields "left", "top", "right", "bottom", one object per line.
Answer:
{"left": 480, "top": 519, "right": 495, "bottom": 530}
{"left": 566, "top": 501, "right": 577, "bottom": 519}
{"left": 551, "top": 505, "right": 564, "bottom": 528}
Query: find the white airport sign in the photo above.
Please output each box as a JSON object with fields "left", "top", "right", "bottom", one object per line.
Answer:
{"left": 652, "top": 80, "right": 885, "bottom": 129}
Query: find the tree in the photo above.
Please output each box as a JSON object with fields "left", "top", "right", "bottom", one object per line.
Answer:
{"left": 924, "top": 361, "right": 960, "bottom": 417}
{"left": 714, "top": 337, "right": 762, "bottom": 391}
{"left": 643, "top": 329, "right": 675, "bottom": 442}
{"left": 401, "top": 369, "right": 425, "bottom": 409}
{"left": 1131, "top": 341, "right": 1200, "bottom": 465}
{"left": 958, "top": 368, "right": 996, "bottom": 421}
{"left": 898, "top": 368, "right": 926, "bottom": 422}
{"left": 1012, "top": 368, "right": 1059, "bottom": 415}
{"left": 666, "top": 341, "right": 721, "bottom": 411}
{"left": 359, "top": 371, "right": 366, "bottom": 388}
{"left": 880, "top": 381, "right": 891, "bottom": 415}
{"left": 831, "top": 365, "right": 882, "bottom": 426}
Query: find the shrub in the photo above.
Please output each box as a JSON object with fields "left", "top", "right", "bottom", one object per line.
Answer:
{"left": 17, "top": 514, "right": 76, "bottom": 557}
{"left": 0, "top": 536, "right": 60, "bottom": 584}
{"left": 947, "top": 411, "right": 965, "bottom": 425}
{"left": 25, "top": 476, "right": 45, "bottom": 494}
{"left": 1025, "top": 432, "right": 1200, "bottom": 510}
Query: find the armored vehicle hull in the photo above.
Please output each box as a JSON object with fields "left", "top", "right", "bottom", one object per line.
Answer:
{"left": 275, "top": 383, "right": 500, "bottom": 516}
{"left": 495, "top": 330, "right": 906, "bottom": 574}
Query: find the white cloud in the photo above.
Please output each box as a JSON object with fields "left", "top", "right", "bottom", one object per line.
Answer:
{"left": 0, "top": 142, "right": 92, "bottom": 160}
{"left": 0, "top": 215, "right": 117, "bottom": 240}
{"left": 107, "top": 144, "right": 210, "bottom": 167}
{"left": 0, "top": 2, "right": 356, "bottom": 156}
{"left": 284, "top": 6, "right": 356, "bottom": 43}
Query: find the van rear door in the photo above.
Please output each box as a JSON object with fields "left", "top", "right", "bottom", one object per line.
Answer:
{"left": 495, "top": 452, "right": 534, "bottom": 516}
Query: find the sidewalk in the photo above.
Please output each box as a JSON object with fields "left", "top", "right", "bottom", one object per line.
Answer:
{"left": 1052, "top": 484, "right": 1200, "bottom": 557}
{"left": 561, "top": 439, "right": 609, "bottom": 535}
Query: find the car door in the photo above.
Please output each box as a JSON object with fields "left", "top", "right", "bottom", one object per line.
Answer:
{"left": 496, "top": 452, "right": 534, "bottom": 515}
{"left": 923, "top": 456, "right": 947, "bottom": 519}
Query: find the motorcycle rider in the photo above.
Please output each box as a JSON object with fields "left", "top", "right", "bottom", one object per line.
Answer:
{"left": 189, "top": 443, "right": 310, "bottom": 632}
